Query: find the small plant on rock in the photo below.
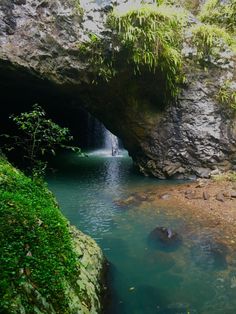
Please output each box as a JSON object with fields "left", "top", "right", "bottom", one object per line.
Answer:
{"left": 199, "top": 0, "right": 236, "bottom": 33}
{"left": 190, "top": 24, "right": 233, "bottom": 64}
{"left": 217, "top": 80, "right": 236, "bottom": 111}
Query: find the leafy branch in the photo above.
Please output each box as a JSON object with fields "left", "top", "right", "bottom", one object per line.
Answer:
{"left": 1, "top": 105, "right": 81, "bottom": 177}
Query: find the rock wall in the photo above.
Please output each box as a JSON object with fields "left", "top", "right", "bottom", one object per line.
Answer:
{"left": 0, "top": 0, "right": 235, "bottom": 178}
{"left": 69, "top": 226, "right": 106, "bottom": 314}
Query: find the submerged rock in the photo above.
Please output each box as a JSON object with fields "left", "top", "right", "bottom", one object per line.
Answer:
{"left": 148, "top": 227, "right": 182, "bottom": 252}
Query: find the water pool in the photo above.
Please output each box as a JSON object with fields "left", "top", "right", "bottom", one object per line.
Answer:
{"left": 47, "top": 151, "right": 236, "bottom": 314}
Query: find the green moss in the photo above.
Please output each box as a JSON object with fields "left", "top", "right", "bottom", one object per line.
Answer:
{"left": 0, "top": 158, "right": 104, "bottom": 314}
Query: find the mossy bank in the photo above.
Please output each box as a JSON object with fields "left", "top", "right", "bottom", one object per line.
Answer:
{"left": 0, "top": 158, "right": 106, "bottom": 314}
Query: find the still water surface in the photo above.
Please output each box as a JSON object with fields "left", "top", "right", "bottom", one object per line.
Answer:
{"left": 47, "top": 151, "right": 236, "bottom": 314}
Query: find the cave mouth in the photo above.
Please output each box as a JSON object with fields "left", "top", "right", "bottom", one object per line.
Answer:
{"left": 0, "top": 67, "right": 124, "bottom": 157}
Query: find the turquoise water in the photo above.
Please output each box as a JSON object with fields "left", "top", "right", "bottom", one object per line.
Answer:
{"left": 47, "top": 151, "right": 236, "bottom": 314}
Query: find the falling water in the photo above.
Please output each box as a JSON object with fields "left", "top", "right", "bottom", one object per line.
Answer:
{"left": 104, "top": 128, "right": 119, "bottom": 156}
{"left": 86, "top": 112, "right": 121, "bottom": 156}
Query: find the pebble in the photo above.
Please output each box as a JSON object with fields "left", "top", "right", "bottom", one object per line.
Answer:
{"left": 216, "top": 192, "right": 225, "bottom": 202}
{"left": 203, "top": 191, "right": 210, "bottom": 200}
{"left": 159, "top": 193, "right": 172, "bottom": 200}
{"left": 231, "top": 191, "right": 236, "bottom": 198}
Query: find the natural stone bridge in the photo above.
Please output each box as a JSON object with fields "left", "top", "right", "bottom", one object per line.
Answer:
{"left": 0, "top": 0, "right": 235, "bottom": 178}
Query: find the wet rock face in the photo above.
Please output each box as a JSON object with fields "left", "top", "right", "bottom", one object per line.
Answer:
{"left": 134, "top": 77, "right": 236, "bottom": 179}
{"left": 0, "top": 0, "right": 103, "bottom": 84}
{"left": 0, "top": 0, "right": 236, "bottom": 179}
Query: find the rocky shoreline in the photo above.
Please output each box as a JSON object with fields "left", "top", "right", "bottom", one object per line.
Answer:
{"left": 114, "top": 175, "right": 236, "bottom": 246}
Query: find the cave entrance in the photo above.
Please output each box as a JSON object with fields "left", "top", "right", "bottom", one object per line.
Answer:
{"left": 0, "top": 70, "right": 123, "bottom": 157}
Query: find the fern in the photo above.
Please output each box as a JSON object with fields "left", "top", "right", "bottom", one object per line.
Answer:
{"left": 217, "top": 80, "right": 236, "bottom": 111}
{"left": 108, "top": 4, "right": 187, "bottom": 97}
{"left": 199, "top": 0, "right": 236, "bottom": 33}
{"left": 190, "top": 24, "right": 233, "bottom": 64}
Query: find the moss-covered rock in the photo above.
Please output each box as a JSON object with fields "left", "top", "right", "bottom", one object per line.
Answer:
{"left": 0, "top": 157, "right": 106, "bottom": 313}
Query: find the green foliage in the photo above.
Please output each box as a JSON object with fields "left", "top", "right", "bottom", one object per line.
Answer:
{"left": 199, "top": 0, "right": 236, "bottom": 32}
{"left": 212, "top": 171, "right": 236, "bottom": 182}
{"left": 190, "top": 24, "right": 233, "bottom": 64}
{"left": 108, "top": 4, "right": 186, "bottom": 97}
{"left": 0, "top": 158, "right": 78, "bottom": 313}
{"left": 73, "top": 0, "right": 83, "bottom": 15}
{"left": 162, "top": 0, "right": 201, "bottom": 13}
{"left": 2, "top": 105, "right": 80, "bottom": 178}
{"left": 78, "top": 4, "right": 186, "bottom": 99}
{"left": 217, "top": 80, "right": 236, "bottom": 110}
{"left": 78, "top": 33, "right": 116, "bottom": 82}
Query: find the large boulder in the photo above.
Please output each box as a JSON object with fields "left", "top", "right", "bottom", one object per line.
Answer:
{"left": 0, "top": 0, "right": 235, "bottom": 179}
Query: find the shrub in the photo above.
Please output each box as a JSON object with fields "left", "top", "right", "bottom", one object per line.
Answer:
{"left": 199, "top": 0, "right": 236, "bottom": 33}
{"left": 78, "top": 33, "right": 116, "bottom": 82}
{"left": 108, "top": 4, "right": 186, "bottom": 97}
{"left": 217, "top": 80, "right": 236, "bottom": 110}
{"left": 190, "top": 24, "right": 233, "bottom": 64}
{"left": 79, "top": 4, "right": 186, "bottom": 100}
{"left": 2, "top": 105, "right": 80, "bottom": 178}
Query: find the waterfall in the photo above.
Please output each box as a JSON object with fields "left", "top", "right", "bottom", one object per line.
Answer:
{"left": 103, "top": 128, "right": 119, "bottom": 156}
{"left": 86, "top": 112, "right": 121, "bottom": 156}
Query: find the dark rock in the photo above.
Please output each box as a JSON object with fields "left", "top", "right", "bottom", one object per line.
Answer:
{"left": 185, "top": 190, "right": 197, "bottom": 199}
{"left": 216, "top": 192, "right": 225, "bottom": 202}
{"left": 203, "top": 191, "right": 210, "bottom": 200}
{"left": 148, "top": 227, "right": 182, "bottom": 252}
{"left": 230, "top": 191, "right": 236, "bottom": 198}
